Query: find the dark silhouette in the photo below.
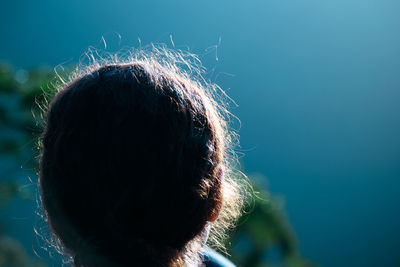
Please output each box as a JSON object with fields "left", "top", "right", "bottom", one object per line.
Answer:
{"left": 39, "top": 59, "right": 243, "bottom": 266}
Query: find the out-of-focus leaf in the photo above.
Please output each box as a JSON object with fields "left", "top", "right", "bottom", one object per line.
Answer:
{"left": 0, "top": 181, "right": 20, "bottom": 208}
{"left": 0, "top": 235, "right": 46, "bottom": 267}
{"left": 227, "top": 177, "right": 316, "bottom": 267}
{"left": 0, "top": 66, "right": 18, "bottom": 93}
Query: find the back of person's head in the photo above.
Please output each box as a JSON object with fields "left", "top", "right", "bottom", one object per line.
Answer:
{"left": 38, "top": 48, "right": 244, "bottom": 266}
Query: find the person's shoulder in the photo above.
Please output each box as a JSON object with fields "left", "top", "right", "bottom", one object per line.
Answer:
{"left": 201, "top": 247, "right": 236, "bottom": 267}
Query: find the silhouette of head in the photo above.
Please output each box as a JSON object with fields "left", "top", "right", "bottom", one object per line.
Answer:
{"left": 39, "top": 52, "right": 243, "bottom": 266}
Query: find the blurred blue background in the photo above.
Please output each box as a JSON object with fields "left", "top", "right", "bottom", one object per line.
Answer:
{"left": 1, "top": 0, "right": 400, "bottom": 266}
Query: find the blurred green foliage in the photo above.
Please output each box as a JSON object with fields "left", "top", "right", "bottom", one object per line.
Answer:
{"left": 226, "top": 177, "right": 315, "bottom": 267}
{"left": 0, "top": 65, "right": 52, "bottom": 266}
{"left": 0, "top": 64, "right": 314, "bottom": 266}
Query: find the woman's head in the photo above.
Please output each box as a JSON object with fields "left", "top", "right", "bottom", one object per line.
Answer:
{"left": 39, "top": 49, "right": 244, "bottom": 266}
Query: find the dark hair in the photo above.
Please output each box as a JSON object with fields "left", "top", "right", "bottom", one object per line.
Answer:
{"left": 39, "top": 49, "right": 244, "bottom": 266}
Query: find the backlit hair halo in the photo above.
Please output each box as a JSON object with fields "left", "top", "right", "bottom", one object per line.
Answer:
{"left": 37, "top": 44, "right": 248, "bottom": 266}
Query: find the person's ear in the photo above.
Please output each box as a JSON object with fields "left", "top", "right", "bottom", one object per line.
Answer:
{"left": 207, "top": 169, "right": 223, "bottom": 222}
{"left": 207, "top": 196, "right": 222, "bottom": 222}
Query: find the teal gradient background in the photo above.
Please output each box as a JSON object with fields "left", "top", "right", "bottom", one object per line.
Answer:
{"left": 1, "top": 0, "right": 400, "bottom": 266}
